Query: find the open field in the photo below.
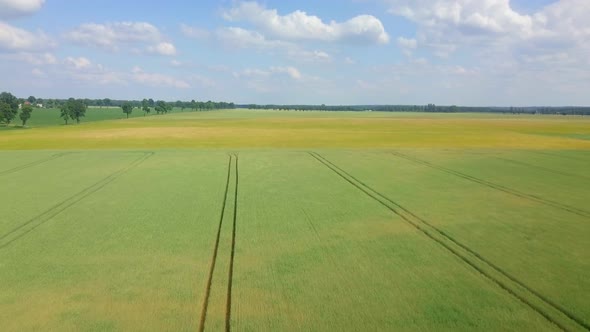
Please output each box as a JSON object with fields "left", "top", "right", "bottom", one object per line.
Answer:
{"left": 1, "top": 110, "right": 590, "bottom": 150}
{"left": 1, "top": 110, "right": 589, "bottom": 331}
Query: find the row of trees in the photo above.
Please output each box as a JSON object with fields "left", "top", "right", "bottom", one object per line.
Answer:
{"left": 1, "top": 92, "right": 33, "bottom": 126}
{"left": 243, "top": 103, "right": 590, "bottom": 115}
{"left": 22, "top": 96, "right": 236, "bottom": 111}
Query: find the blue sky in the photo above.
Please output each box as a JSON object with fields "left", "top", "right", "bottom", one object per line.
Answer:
{"left": 0, "top": 0, "right": 588, "bottom": 106}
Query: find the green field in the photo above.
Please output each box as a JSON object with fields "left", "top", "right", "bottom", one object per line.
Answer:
{"left": 1, "top": 110, "right": 589, "bottom": 331}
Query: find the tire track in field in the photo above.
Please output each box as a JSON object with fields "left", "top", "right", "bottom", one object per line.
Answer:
{"left": 494, "top": 157, "right": 590, "bottom": 181}
{"left": 0, "top": 152, "right": 72, "bottom": 177}
{"left": 390, "top": 151, "right": 590, "bottom": 219}
{"left": 225, "top": 153, "right": 239, "bottom": 332}
{"left": 199, "top": 155, "right": 233, "bottom": 332}
{"left": 309, "top": 151, "right": 589, "bottom": 332}
{"left": 0, "top": 152, "right": 154, "bottom": 250}
{"left": 531, "top": 151, "right": 590, "bottom": 163}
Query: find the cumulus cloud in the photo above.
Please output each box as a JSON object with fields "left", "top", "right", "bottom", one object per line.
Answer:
{"left": 0, "top": 0, "right": 44, "bottom": 19}
{"left": 217, "top": 26, "right": 332, "bottom": 63}
{"left": 217, "top": 27, "right": 289, "bottom": 50}
{"left": 223, "top": 1, "right": 389, "bottom": 44}
{"left": 388, "top": 0, "right": 534, "bottom": 36}
{"left": 386, "top": 0, "right": 590, "bottom": 50}
{"left": 65, "top": 21, "right": 177, "bottom": 56}
{"left": 0, "top": 21, "right": 55, "bottom": 52}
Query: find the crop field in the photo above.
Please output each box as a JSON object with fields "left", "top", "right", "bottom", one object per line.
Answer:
{"left": 1, "top": 110, "right": 589, "bottom": 331}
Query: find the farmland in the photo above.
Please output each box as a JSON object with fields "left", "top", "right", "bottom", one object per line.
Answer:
{"left": 1, "top": 110, "right": 589, "bottom": 331}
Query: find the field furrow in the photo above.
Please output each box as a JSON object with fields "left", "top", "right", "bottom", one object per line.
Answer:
{"left": 390, "top": 151, "right": 590, "bottom": 218}
{"left": 198, "top": 155, "right": 232, "bottom": 332}
{"left": 311, "top": 152, "right": 587, "bottom": 331}
{"left": 0, "top": 152, "right": 153, "bottom": 249}
{"left": 0, "top": 152, "right": 71, "bottom": 177}
{"left": 321, "top": 150, "right": 590, "bottom": 327}
{"left": 231, "top": 151, "right": 556, "bottom": 331}
{"left": 0, "top": 151, "right": 229, "bottom": 331}
{"left": 226, "top": 154, "right": 239, "bottom": 332}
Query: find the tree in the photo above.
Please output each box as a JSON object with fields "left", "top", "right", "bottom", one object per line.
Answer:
{"left": 61, "top": 98, "right": 87, "bottom": 124}
{"left": 175, "top": 100, "right": 183, "bottom": 111}
{"left": 155, "top": 100, "right": 167, "bottom": 114}
{"left": 141, "top": 99, "right": 151, "bottom": 116}
{"left": 70, "top": 99, "right": 87, "bottom": 123}
{"left": 19, "top": 103, "right": 33, "bottom": 126}
{"left": 27, "top": 96, "right": 36, "bottom": 104}
{"left": 148, "top": 98, "right": 155, "bottom": 108}
{"left": 191, "top": 99, "right": 197, "bottom": 111}
{"left": 121, "top": 102, "right": 133, "bottom": 119}
{"left": 0, "top": 92, "right": 18, "bottom": 124}
{"left": 60, "top": 104, "right": 71, "bottom": 125}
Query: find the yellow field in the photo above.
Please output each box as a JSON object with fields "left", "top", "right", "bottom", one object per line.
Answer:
{"left": 1, "top": 110, "right": 589, "bottom": 150}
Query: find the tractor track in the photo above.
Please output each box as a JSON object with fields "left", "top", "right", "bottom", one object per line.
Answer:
{"left": 390, "top": 151, "right": 590, "bottom": 219}
{"left": 494, "top": 157, "right": 590, "bottom": 181}
{"left": 0, "top": 152, "right": 72, "bottom": 177}
{"left": 225, "top": 153, "right": 239, "bottom": 332}
{"left": 309, "top": 151, "right": 589, "bottom": 332}
{"left": 199, "top": 155, "right": 233, "bottom": 332}
{"left": 531, "top": 151, "right": 590, "bottom": 163}
{"left": 198, "top": 154, "right": 239, "bottom": 332}
{"left": 0, "top": 152, "right": 154, "bottom": 250}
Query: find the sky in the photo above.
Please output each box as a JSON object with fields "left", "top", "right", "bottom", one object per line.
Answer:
{"left": 0, "top": 0, "right": 588, "bottom": 106}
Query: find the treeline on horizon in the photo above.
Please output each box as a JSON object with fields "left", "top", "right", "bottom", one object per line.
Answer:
{"left": 242, "top": 103, "right": 590, "bottom": 115}
{"left": 0, "top": 91, "right": 236, "bottom": 126}
{"left": 24, "top": 97, "right": 236, "bottom": 111}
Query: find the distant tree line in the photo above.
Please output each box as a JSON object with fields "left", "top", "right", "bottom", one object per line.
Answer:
{"left": 0, "top": 91, "right": 237, "bottom": 126}
{"left": 242, "top": 104, "right": 590, "bottom": 115}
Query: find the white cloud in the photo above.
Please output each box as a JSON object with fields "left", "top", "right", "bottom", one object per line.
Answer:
{"left": 148, "top": 42, "right": 177, "bottom": 56}
{"left": 270, "top": 66, "right": 302, "bottom": 80}
{"left": 180, "top": 24, "right": 210, "bottom": 40}
{"left": 31, "top": 67, "right": 45, "bottom": 77}
{"left": 388, "top": 0, "right": 534, "bottom": 36}
{"left": 223, "top": 1, "right": 389, "bottom": 44}
{"left": 65, "top": 21, "right": 177, "bottom": 56}
{"left": 64, "top": 56, "right": 92, "bottom": 69}
{"left": 10, "top": 52, "right": 56, "bottom": 65}
{"left": 131, "top": 66, "right": 190, "bottom": 88}
{"left": 217, "top": 27, "right": 289, "bottom": 50}
{"left": 0, "top": 0, "right": 44, "bottom": 19}
{"left": 217, "top": 27, "right": 331, "bottom": 63}
{"left": 0, "top": 21, "right": 55, "bottom": 52}
{"left": 235, "top": 65, "right": 304, "bottom": 81}
{"left": 397, "top": 36, "right": 417, "bottom": 56}
{"left": 397, "top": 37, "right": 417, "bottom": 49}
{"left": 300, "top": 50, "right": 331, "bottom": 62}
{"left": 385, "top": 0, "right": 590, "bottom": 83}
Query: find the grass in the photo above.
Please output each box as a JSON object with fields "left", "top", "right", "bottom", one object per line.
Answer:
{"left": 0, "top": 110, "right": 589, "bottom": 331}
